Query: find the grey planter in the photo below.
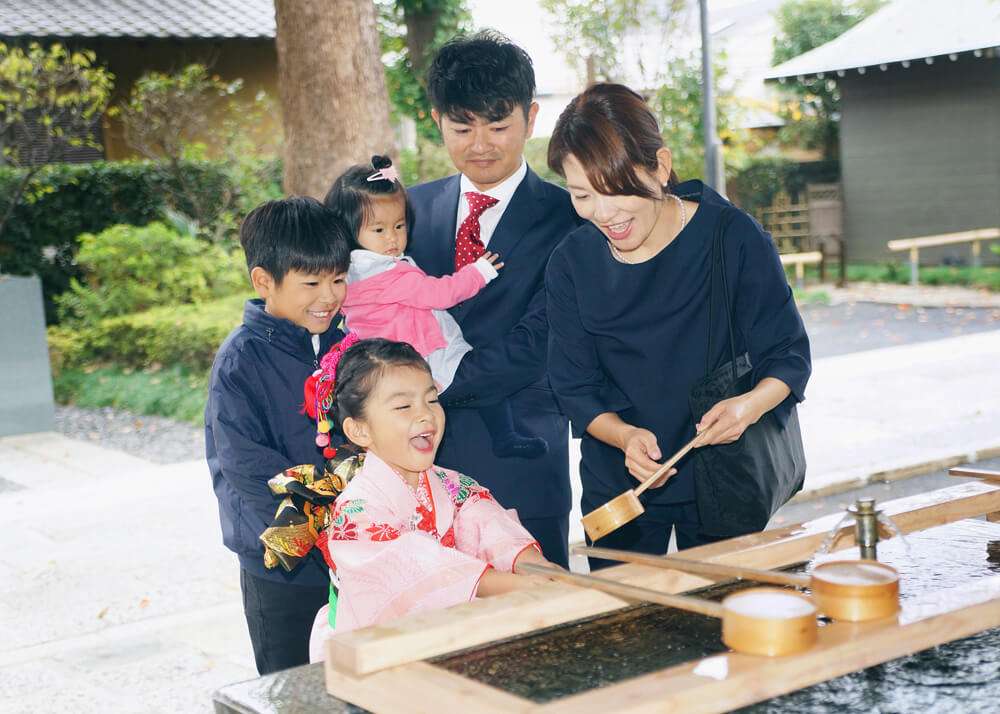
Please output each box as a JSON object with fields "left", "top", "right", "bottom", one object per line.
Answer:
{"left": 0, "top": 274, "right": 56, "bottom": 436}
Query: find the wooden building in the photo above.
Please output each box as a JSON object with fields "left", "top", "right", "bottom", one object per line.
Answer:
{"left": 767, "top": 0, "right": 1000, "bottom": 264}
{"left": 0, "top": 0, "right": 280, "bottom": 161}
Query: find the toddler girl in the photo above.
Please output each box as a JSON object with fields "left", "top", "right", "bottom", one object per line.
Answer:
{"left": 307, "top": 338, "right": 553, "bottom": 661}
{"left": 324, "top": 155, "right": 547, "bottom": 460}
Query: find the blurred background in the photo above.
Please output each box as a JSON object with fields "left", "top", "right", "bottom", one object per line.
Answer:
{"left": 1, "top": 1, "right": 998, "bottom": 711}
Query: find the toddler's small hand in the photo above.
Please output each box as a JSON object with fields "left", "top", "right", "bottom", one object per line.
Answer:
{"left": 482, "top": 251, "right": 504, "bottom": 270}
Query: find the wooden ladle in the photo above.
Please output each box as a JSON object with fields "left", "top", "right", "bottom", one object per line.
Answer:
{"left": 581, "top": 434, "right": 702, "bottom": 541}
{"left": 520, "top": 563, "right": 817, "bottom": 657}
{"left": 575, "top": 546, "right": 900, "bottom": 622}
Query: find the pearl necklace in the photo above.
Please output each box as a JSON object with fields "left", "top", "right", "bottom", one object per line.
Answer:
{"left": 608, "top": 193, "right": 687, "bottom": 265}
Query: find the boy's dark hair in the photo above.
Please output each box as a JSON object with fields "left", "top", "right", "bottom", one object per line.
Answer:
{"left": 240, "top": 196, "right": 351, "bottom": 284}
{"left": 548, "top": 83, "right": 679, "bottom": 199}
{"left": 427, "top": 29, "right": 535, "bottom": 123}
{"left": 333, "top": 338, "right": 432, "bottom": 431}
{"left": 323, "top": 155, "right": 412, "bottom": 251}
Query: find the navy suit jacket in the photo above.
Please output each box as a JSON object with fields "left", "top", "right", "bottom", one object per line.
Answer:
{"left": 407, "top": 167, "right": 580, "bottom": 519}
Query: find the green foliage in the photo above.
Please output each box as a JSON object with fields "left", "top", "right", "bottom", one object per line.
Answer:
{"left": 843, "top": 263, "right": 1000, "bottom": 291}
{"left": 727, "top": 157, "right": 840, "bottom": 216}
{"left": 540, "top": 0, "right": 683, "bottom": 83}
{"left": 54, "top": 222, "right": 246, "bottom": 325}
{"left": 0, "top": 42, "right": 115, "bottom": 239}
{"left": 772, "top": 0, "right": 885, "bottom": 158}
{"left": 119, "top": 63, "right": 282, "bottom": 240}
{"left": 377, "top": 0, "right": 470, "bottom": 142}
{"left": 120, "top": 64, "right": 241, "bottom": 160}
{"left": 53, "top": 364, "right": 210, "bottom": 424}
{"left": 0, "top": 158, "right": 280, "bottom": 322}
{"left": 651, "top": 51, "right": 747, "bottom": 183}
{"left": 48, "top": 293, "right": 248, "bottom": 373}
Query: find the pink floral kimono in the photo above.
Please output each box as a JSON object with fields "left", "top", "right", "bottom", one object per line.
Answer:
{"left": 309, "top": 451, "right": 538, "bottom": 661}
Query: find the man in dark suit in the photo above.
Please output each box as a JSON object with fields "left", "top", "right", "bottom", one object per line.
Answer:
{"left": 407, "top": 31, "right": 580, "bottom": 567}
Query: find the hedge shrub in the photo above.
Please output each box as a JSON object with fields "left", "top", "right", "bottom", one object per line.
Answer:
{"left": 55, "top": 221, "right": 246, "bottom": 324}
{"left": 48, "top": 293, "right": 250, "bottom": 373}
{"left": 0, "top": 159, "right": 280, "bottom": 321}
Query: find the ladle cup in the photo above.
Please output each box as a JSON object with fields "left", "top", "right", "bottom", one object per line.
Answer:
{"left": 581, "top": 434, "right": 702, "bottom": 541}
{"left": 574, "top": 547, "right": 900, "bottom": 622}
{"left": 520, "top": 564, "right": 817, "bottom": 656}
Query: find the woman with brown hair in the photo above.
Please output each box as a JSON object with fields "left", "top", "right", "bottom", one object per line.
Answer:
{"left": 545, "top": 83, "right": 811, "bottom": 566}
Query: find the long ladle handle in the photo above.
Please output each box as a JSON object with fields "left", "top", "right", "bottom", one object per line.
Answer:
{"left": 519, "top": 563, "right": 725, "bottom": 619}
{"left": 949, "top": 467, "right": 1000, "bottom": 481}
{"left": 633, "top": 433, "right": 703, "bottom": 498}
{"left": 573, "top": 547, "right": 811, "bottom": 588}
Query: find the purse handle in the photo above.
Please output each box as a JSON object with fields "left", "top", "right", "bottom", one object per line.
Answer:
{"left": 705, "top": 207, "right": 746, "bottom": 383}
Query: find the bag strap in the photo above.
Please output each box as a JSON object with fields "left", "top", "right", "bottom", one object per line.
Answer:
{"left": 705, "top": 207, "right": 745, "bottom": 382}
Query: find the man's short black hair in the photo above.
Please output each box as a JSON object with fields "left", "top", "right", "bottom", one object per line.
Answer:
{"left": 427, "top": 29, "right": 535, "bottom": 123}
{"left": 239, "top": 196, "right": 351, "bottom": 284}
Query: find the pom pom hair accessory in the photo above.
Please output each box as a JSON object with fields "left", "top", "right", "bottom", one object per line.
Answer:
{"left": 302, "top": 332, "right": 360, "bottom": 457}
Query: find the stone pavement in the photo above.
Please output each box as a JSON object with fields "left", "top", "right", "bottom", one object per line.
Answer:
{"left": 2, "top": 328, "right": 999, "bottom": 712}
{"left": 0, "top": 438, "right": 254, "bottom": 713}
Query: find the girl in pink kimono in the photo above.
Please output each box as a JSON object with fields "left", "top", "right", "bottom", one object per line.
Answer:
{"left": 324, "top": 156, "right": 547, "bottom": 460}
{"left": 307, "top": 338, "right": 553, "bottom": 662}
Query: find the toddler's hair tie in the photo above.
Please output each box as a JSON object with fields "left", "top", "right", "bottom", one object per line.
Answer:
{"left": 367, "top": 165, "right": 400, "bottom": 184}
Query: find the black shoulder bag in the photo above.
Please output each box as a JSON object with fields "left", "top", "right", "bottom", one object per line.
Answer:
{"left": 688, "top": 208, "right": 806, "bottom": 538}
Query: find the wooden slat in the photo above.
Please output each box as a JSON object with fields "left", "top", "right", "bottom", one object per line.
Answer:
{"left": 779, "top": 251, "right": 823, "bottom": 266}
{"left": 326, "top": 481, "right": 1000, "bottom": 676}
{"left": 325, "top": 660, "right": 534, "bottom": 714}
{"left": 950, "top": 466, "right": 1000, "bottom": 481}
{"left": 887, "top": 227, "right": 1000, "bottom": 251}
{"left": 538, "top": 575, "right": 1000, "bottom": 714}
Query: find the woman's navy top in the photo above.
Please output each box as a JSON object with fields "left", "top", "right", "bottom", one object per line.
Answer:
{"left": 545, "top": 180, "right": 811, "bottom": 505}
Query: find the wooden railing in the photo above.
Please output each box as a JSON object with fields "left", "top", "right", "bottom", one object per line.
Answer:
{"left": 780, "top": 251, "right": 823, "bottom": 289}
{"left": 887, "top": 227, "right": 1000, "bottom": 286}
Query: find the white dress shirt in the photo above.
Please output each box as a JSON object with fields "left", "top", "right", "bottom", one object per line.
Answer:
{"left": 455, "top": 159, "right": 528, "bottom": 248}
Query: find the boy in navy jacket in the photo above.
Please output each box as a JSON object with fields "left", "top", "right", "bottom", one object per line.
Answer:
{"left": 205, "top": 197, "right": 350, "bottom": 674}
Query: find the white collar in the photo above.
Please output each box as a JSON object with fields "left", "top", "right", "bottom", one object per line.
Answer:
{"left": 347, "top": 248, "right": 414, "bottom": 282}
{"left": 459, "top": 159, "right": 527, "bottom": 205}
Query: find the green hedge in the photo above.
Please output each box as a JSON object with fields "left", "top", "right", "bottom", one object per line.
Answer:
{"left": 54, "top": 364, "right": 210, "bottom": 424}
{"left": 48, "top": 293, "right": 250, "bottom": 373}
{"left": 0, "top": 159, "right": 280, "bottom": 322}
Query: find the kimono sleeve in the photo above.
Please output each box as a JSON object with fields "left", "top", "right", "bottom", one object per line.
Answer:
{"left": 452, "top": 482, "right": 540, "bottom": 573}
{"left": 327, "top": 497, "right": 491, "bottom": 632}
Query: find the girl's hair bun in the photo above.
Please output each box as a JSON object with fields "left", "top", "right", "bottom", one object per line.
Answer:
{"left": 371, "top": 155, "right": 393, "bottom": 171}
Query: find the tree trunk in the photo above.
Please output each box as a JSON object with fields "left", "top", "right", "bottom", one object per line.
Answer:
{"left": 402, "top": 4, "right": 443, "bottom": 82}
{"left": 275, "top": 0, "right": 396, "bottom": 199}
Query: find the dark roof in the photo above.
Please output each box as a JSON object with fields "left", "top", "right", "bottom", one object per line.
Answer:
{"left": 767, "top": 0, "right": 1000, "bottom": 81}
{"left": 0, "top": 0, "right": 276, "bottom": 40}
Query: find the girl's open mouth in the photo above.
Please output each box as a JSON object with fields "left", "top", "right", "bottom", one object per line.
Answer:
{"left": 410, "top": 432, "right": 436, "bottom": 453}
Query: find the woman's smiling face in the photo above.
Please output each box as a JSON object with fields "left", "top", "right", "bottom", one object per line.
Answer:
{"left": 562, "top": 152, "right": 672, "bottom": 258}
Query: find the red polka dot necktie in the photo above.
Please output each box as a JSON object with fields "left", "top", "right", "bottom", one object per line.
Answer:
{"left": 454, "top": 191, "right": 499, "bottom": 271}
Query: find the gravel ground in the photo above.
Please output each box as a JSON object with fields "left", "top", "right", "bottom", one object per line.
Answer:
{"left": 54, "top": 301, "right": 1000, "bottom": 465}
{"left": 54, "top": 405, "right": 205, "bottom": 465}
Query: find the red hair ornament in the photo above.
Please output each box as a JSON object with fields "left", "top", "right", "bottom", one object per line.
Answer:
{"left": 302, "top": 332, "right": 360, "bottom": 455}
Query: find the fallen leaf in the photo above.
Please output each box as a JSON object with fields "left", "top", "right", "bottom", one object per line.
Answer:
{"left": 139, "top": 597, "right": 150, "bottom": 609}
{"left": 97, "top": 607, "right": 108, "bottom": 619}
